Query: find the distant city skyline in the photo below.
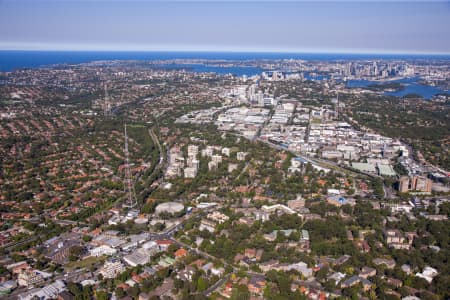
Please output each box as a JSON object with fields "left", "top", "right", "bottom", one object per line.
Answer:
{"left": 1, "top": 0, "right": 450, "bottom": 54}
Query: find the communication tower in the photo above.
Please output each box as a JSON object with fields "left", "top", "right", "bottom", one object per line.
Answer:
{"left": 122, "top": 125, "right": 137, "bottom": 208}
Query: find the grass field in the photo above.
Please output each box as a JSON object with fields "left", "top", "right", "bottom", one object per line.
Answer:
{"left": 64, "top": 255, "right": 105, "bottom": 271}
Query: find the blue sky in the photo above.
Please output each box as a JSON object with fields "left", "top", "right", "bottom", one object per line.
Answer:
{"left": 0, "top": 0, "right": 449, "bottom": 54}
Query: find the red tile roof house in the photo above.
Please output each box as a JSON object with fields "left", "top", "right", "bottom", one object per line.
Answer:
{"left": 255, "top": 249, "right": 264, "bottom": 261}
{"left": 10, "top": 262, "right": 30, "bottom": 274}
{"left": 220, "top": 282, "right": 233, "bottom": 298}
{"left": 359, "top": 266, "right": 376, "bottom": 278}
{"left": 373, "top": 258, "right": 396, "bottom": 269}
{"left": 247, "top": 276, "right": 266, "bottom": 295}
{"left": 132, "top": 274, "right": 144, "bottom": 284}
{"left": 341, "top": 275, "right": 373, "bottom": 292}
{"left": 117, "top": 283, "right": 130, "bottom": 291}
{"left": 355, "top": 240, "right": 371, "bottom": 253}
{"left": 244, "top": 248, "right": 257, "bottom": 259}
{"left": 191, "top": 259, "right": 206, "bottom": 268}
{"left": 174, "top": 248, "right": 188, "bottom": 259}
{"left": 156, "top": 239, "right": 174, "bottom": 251}
{"left": 386, "top": 277, "right": 403, "bottom": 288}
{"left": 234, "top": 254, "right": 245, "bottom": 264}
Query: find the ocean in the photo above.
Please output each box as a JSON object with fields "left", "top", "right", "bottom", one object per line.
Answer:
{"left": 1, "top": 50, "right": 450, "bottom": 72}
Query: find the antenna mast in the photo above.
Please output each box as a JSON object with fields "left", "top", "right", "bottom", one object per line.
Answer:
{"left": 123, "top": 125, "right": 137, "bottom": 208}
{"left": 336, "top": 92, "right": 339, "bottom": 120}
{"left": 104, "top": 82, "right": 111, "bottom": 117}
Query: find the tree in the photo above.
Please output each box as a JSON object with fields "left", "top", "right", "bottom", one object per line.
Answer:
{"left": 316, "top": 266, "right": 329, "bottom": 281}
{"left": 82, "top": 235, "right": 92, "bottom": 243}
{"left": 342, "top": 204, "right": 353, "bottom": 215}
{"left": 196, "top": 277, "right": 208, "bottom": 292}
{"left": 275, "top": 232, "right": 286, "bottom": 243}
{"left": 231, "top": 284, "right": 250, "bottom": 300}
{"left": 174, "top": 278, "right": 184, "bottom": 291}
{"left": 70, "top": 245, "right": 84, "bottom": 257}
{"left": 323, "top": 280, "right": 336, "bottom": 292}
{"left": 95, "top": 291, "right": 109, "bottom": 300}
{"left": 127, "top": 286, "right": 140, "bottom": 298}
{"left": 342, "top": 285, "right": 361, "bottom": 299}
{"left": 82, "top": 285, "right": 93, "bottom": 299}
{"left": 115, "top": 287, "right": 125, "bottom": 298}
{"left": 289, "top": 230, "right": 300, "bottom": 241}
{"left": 67, "top": 282, "right": 82, "bottom": 297}
{"left": 434, "top": 274, "right": 450, "bottom": 299}
{"left": 439, "top": 202, "right": 450, "bottom": 217}
{"left": 167, "top": 244, "right": 178, "bottom": 254}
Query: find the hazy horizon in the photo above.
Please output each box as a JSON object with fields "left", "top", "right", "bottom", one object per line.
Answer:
{"left": 1, "top": 49, "right": 450, "bottom": 56}
{"left": 1, "top": 1, "right": 449, "bottom": 55}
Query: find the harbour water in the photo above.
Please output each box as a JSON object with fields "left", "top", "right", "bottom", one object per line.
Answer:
{"left": 1, "top": 50, "right": 449, "bottom": 98}
{"left": 346, "top": 78, "right": 449, "bottom": 99}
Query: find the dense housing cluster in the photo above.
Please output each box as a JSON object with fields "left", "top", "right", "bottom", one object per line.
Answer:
{"left": 0, "top": 58, "right": 449, "bottom": 300}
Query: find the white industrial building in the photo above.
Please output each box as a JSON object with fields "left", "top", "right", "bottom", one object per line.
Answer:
{"left": 155, "top": 202, "right": 184, "bottom": 215}
{"left": 90, "top": 245, "right": 117, "bottom": 257}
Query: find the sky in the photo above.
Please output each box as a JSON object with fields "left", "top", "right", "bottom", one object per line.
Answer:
{"left": 0, "top": 0, "right": 449, "bottom": 54}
